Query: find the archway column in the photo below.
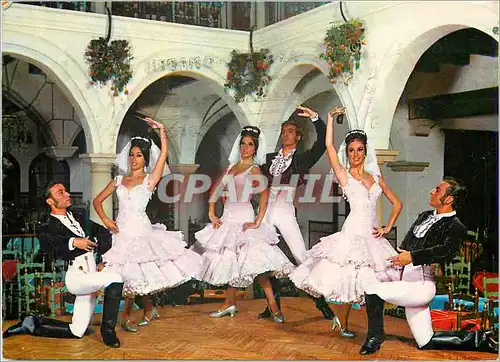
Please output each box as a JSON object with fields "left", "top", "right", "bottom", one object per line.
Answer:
{"left": 79, "top": 153, "right": 116, "bottom": 225}
{"left": 169, "top": 164, "right": 200, "bottom": 239}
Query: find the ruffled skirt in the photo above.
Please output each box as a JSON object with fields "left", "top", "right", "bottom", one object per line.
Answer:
{"left": 103, "top": 223, "right": 202, "bottom": 296}
{"left": 193, "top": 204, "right": 294, "bottom": 288}
{"left": 290, "top": 229, "right": 401, "bottom": 304}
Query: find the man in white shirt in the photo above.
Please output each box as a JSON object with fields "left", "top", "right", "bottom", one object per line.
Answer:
{"left": 3, "top": 182, "right": 124, "bottom": 348}
{"left": 258, "top": 105, "right": 336, "bottom": 320}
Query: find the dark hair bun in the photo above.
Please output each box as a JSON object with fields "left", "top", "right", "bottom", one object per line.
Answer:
{"left": 345, "top": 129, "right": 367, "bottom": 145}
{"left": 241, "top": 126, "right": 261, "bottom": 137}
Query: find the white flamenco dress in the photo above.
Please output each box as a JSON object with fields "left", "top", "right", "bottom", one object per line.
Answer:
{"left": 102, "top": 174, "right": 202, "bottom": 296}
{"left": 194, "top": 165, "right": 295, "bottom": 288}
{"left": 290, "top": 173, "right": 402, "bottom": 304}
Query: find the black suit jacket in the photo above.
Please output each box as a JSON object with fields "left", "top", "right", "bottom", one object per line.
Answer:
{"left": 38, "top": 211, "right": 112, "bottom": 263}
{"left": 262, "top": 117, "right": 326, "bottom": 186}
{"left": 400, "top": 210, "right": 467, "bottom": 266}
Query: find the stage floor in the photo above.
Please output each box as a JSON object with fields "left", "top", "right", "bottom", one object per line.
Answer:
{"left": 2, "top": 297, "right": 497, "bottom": 360}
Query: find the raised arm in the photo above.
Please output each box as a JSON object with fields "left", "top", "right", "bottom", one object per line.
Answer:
{"left": 144, "top": 117, "right": 168, "bottom": 189}
{"left": 326, "top": 107, "right": 348, "bottom": 187}
{"left": 93, "top": 180, "right": 119, "bottom": 233}
{"left": 296, "top": 105, "right": 326, "bottom": 169}
{"left": 373, "top": 176, "right": 403, "bottom": 238}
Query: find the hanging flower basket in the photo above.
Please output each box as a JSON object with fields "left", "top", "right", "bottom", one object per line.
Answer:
{"left": 225, "top": 48, "right": 274, "bottom": 103}
{"left": 224, "top": 28, "right": 273, "bottom": 103}
{"left": 85, "top": 37, "right": 133, "bottom": 96}
{"left": 320, "top": 19, "right": 366, "bottom": 84}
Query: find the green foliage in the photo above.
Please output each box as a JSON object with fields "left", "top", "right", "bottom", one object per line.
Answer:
{"left": 224, "top": 49, "right": 274, "bottom": 103}
{"left": 2, "top": 115, "right": 30, "bottom": 152}
{"left": 85, "top": 37, "right": 133, "bottom": 96}
{"left": 320, "top": 19, "right": 366, "bottom": 84}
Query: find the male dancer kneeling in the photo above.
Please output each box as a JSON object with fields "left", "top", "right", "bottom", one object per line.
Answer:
{"left": 360, "top": 178, "right": 497, "bottom": 355}
{"left": 3, "top": 182, "right": 124, "bottom": 348}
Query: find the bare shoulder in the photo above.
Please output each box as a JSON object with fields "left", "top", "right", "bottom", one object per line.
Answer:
{"left": 377, "top": 175, "right": 387, "bottom": 185}
{"left": 250, "top": 165, "right": 261, "bottom": 174}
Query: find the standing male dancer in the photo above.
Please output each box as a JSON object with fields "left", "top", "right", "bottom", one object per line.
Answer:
{"left": 258, "top": 105, "right": 335, "bottom": 320}
{"left": 3, "top": 182, "right": 124, "bottom": 348}
{"left": 360, "top": 178, "right": 497, "bottom": 354}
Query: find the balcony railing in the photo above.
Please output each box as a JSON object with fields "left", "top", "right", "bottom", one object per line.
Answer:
{"left": 264, "top": 2, "right": 328, "bottom": 26}
{"left": 24, "top": 1, "right": 91, "bottom": 12}
{"left": 111, "top": 2, "right": 227, "bottom": 29}
{"left": 20, "top": 1, "right": 328, "bottom": 31}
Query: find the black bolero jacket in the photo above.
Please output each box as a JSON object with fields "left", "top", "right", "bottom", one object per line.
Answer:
{"left": 38, "top": 211, "right": 112, "bottom": 263}
{"left": 262, "top": 117, "right": 326, "bottom": 186}
{"left": 400, "top": 210, "right": 467, "bottom": 266}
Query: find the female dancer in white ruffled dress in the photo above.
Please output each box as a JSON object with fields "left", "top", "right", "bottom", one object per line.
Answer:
{"left": 290, "top": 107, "right": 403, "bottom": 338}
{"left": 194, "top": 126, "right": 294, "bottom": 322}
{"left": 93, "top": 117, "right": 202, "bottom": 332}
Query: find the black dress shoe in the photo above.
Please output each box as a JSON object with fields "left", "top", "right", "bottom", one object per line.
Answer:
{"left": 101, "top": 331, "right": 120, "bottom": 348}
{"left": 3, "top": 320, "right": 26, "bottom": 338}
{"left": 258, "top": 307, "right": 272, "bottom": 319}
{"left": 420, "top": 330, "right": 498, "bottom": 353}
{"left": 3, "top": 315, "right": 36, "bottom": 338}
{"left": 360, "top": 336, "right": 385, "bottom": 355}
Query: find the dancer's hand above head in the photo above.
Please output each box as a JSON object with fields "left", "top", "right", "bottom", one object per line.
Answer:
{"left": 143, "top": 117, "right": 164, "bottom": 130}
{"left": 209, "top": 214, "right": 222, "bottom": 229}
{"left": 296, "top": 105, "right": 318, "bottom": 118}
{"left": 329, "top": 107, "right": 345, "bottom": 118}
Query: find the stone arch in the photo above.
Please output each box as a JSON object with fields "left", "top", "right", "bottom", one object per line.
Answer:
{"left": 362, "top": 2, "right": 499, "bottom": 148}
{"left": 262, "top": 52, "right": 357, "bottom": 148}
{"left": 2, "top": 30, "right": 103, "bottom": 152}
{"left": 3, "top": 90, "right": 57, "bottom": 146}
{"left": 111, "top": 49, "right": 254, "bottom": 147}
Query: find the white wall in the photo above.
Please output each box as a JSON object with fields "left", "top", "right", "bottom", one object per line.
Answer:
{"left": 406, "top": 55, "right": 498, "bottom": 99}
{"left": 382, "top": 95, "right": 446, "bottom": 245}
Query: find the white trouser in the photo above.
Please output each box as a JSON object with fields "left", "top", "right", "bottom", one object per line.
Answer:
{"left": 64, "top": 252, "right": 123, "bottom": 337}
{"left": 364, "top": 263, "right": 436, "bottom": 347}
{"left": 264, "top": 189, "right": 307, "bottom": 264}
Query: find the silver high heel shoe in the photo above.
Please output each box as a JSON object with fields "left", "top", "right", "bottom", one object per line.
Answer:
{"left": 138, "top": 306, "right": 160, "bottom": 326}
{"left": 209, "top": 305, "right": 238, "bottom": 318}
{"left": 331, "top": 315, "right": 356, "bottom": 338}
{"left": 121, "top": 319, "right": 138, "bottom": 332}
{"left": 271, "top": 310, "right": 285, "bottom": 323}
